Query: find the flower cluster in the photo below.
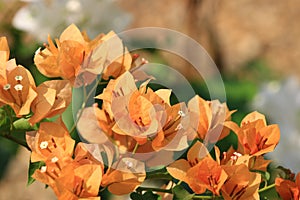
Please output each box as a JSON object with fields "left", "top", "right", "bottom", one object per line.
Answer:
{"left": 0, "top": 24, "right": 294, "bottom": 200}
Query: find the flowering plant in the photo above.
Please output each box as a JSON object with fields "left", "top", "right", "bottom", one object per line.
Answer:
{"left": 0, "top": 24, "right": 297, "bottom": 200}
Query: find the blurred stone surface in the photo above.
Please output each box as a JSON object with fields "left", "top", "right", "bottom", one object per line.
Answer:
{"left": 120, "top": 0, "right": 300, "bottom": 77}
{"left": 0, "top": 148, "right": 56, "bottom": 200}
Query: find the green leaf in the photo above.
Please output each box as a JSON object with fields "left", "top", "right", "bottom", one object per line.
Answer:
{"left": 0, "top": 106, "right": 11, "bottom": 132}
{"left": 172, "top": 185, "right": 194, "bottom": 200}
{"left": 130, "top": 192, "right": 143, "bottom": 200}
{"left": 143, "top": 191, "right": 162, "bottom": 200}
{"left": 254, "top": 170, "right": 271, "bottom": 182}
{"left": 13, "top": 118, "right": 32, "bottom": 131}
{"left": 259, "top": 187, "right": 280, "bottom": 200}
{"left": 130, "top": 191, "right": 162, "bottom": 200}
{"left": 262, "top": 171, "right": 271, "bottom": 181}
{"left": 27, "top": 161, "right": 44, "bottom": 186}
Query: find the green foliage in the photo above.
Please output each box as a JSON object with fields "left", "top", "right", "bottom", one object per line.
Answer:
{"left": 27, "top": 161, "right": 44, "bottom": 186}
{"left": 172, "top": 185, "right": 194, "bottom": 200}
{"left": 259, "top": 186, "right": 281, "bottom": 200}
{"left": 0, "top": 106, "right": 11, "bottom": 131}
{"left": 13, "top": 118, "right": 32, "bottom": 131}
{"left": 130, "top": 191, "right": 162, "bottom": 200}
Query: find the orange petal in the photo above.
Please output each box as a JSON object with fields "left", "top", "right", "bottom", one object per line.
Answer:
{"left": 101, "top": 31, "right": 132, "bottom": 80}
{"left": 241, "top": 111, "right": 266, "bottom": 126}
{"left": 29, "top": 86, "right": 56, "bottom": 125}
{"left": 187, "top": 141, "right": 210, "bottom": 166}
{"left": 76, "top": 107, "right": 109, "bottom": 144}
{"left": 167, "top": 159, "right": 191, "bottom": 183}
{"left": 59, "top": 24, "right": 85, "bottom": 44}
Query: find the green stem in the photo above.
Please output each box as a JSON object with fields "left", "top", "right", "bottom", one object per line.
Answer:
{"left": 1, "top": 106, "right": 30, "bottom": 151}
{"left": 258, "top": 183, "right": 275, "bottom": 193}
{"left": 131, "top": 143, "right": 139, "bottom": 155}
{"left": 192, "top": 196, "right": 216, "bottom": 199}
{"left": 2, "top": 131, "right": 30, "bottom": 151}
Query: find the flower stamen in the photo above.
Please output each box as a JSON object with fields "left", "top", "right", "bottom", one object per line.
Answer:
{"left": 3, "top": 84, "right": 11, "bottom": 90}
{"left": 40, "top": 141, "right": 49, "bottom": 149}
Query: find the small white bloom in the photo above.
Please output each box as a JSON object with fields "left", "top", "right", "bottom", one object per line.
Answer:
{"left": 15, "top": 75, "right": 23, "bottom": 81}
{"left": 14, "top": 84, "right": 23, "bottom": 91}
{"left": 35, "top": 47, "right": 41, "bottom": 55}
{"left": 175, "top": 123, "right": 184, "bottom": 131}
{"left": 40, "top": 166, "right": 47, "bottom": 173}
{"left": 125, "top": 160, "right": 133, "bottom": 168}
{"left": 178, "top": 110, "right": 186, "bottom": 117}
{"left": 233, "top": 152, "right": 242, "bottom": 157}
{"left": 39, "top": 141, "right": 48, "bottom": 149}
{"left": 51, "top": 156, "right": 59, "bottom": 163}
{"left": 3, "top": 84, "right": 11, "bottom": 90}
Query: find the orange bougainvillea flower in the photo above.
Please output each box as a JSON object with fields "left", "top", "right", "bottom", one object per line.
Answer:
{"left": 151, "top": 102, "right": 190, "bottom": 151}
{"left": 76, "top": 106, "right": 110, "bottom": 144}
{"left": 220, "top": 146, "right": 271, "bottom": 172}
{"left": 101, "top": 157, "right": 146, "bottom": 195}
{"left": 26, "top": 121, "right": 75, "bottom": 162}
{"left": 29, "top": 80, "right": 71, "bottom": 125}
{"left": 99, "top": 31, "right": 132, "bottom": 80}
{"left": 31, "top": 140, "right": 107, "bottom": 200}
{"left": 34, "top": 24, "right": 86, "bottom": 79}
{"left": 33, "top": 159, "right": 102, "bottom": 200}
{"left": 225, "top": 111, "right": 280, "bottom": 156}
{"left": 187, "top": 157, "right": 228, "bottom": 195}
{"left": 96, "top": 71, "right": 190, "bottom": 152}
{"left": 167, "top": 141, "right": 227, "bottom": 195}
{"left": 0, "top": 37, "right": 9, "bottom": 81}
{"left": 0, "top": 45, "right": 37, "bottom": 116}
{"left": 55, "top": 163, "right": 102, "bottom": 200}
{"left": 34, "top": 24, "right": 104, "bottom": 85}
{"left": 188, "top": 95, "right": 235, "bottom": 143}
{"left": 275, "top": 173, "right": 300, "bottom": 200}
{"left": 221, "top": 164, "right": 261, "bottom": 200}
{"left": 34, "top": 24, "right": 132, "bottom": 86}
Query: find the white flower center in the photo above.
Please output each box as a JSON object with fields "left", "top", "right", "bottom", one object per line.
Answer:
{"left": 40, "top": 166, "right": 47, "bottom": 173}
{"left": 230, "top": 152, "right": 242, "bottom": 161}
{"left": 35, "top": 47, "right": 41, "bottom": 55}
{"left": 51, "top": 156, "right": 59, "bottom": 163}
{"left": 125, "top": 160, "right": 133, "bottom": 169}
{"left": 175, "top": 123, "right": 183, "bottom": 131}
{"left": 233, "top": 152, "right": 242, "bottom": 157}
{"left": 39, "top": 141, "right": 48, "bottom": 149}
{"left": 178, "top": 110, "right": 186, "bottom": 117}
{"left": 15, "top": 75, "right": 23, "bottom": 81}
{"left": 3, "top": 84, "right": 11, "bottom": 90}
{"left": 14, "top": 84, "right": 23, "bottom": 91}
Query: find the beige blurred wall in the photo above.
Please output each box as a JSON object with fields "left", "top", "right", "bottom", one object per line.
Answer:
{"left": 119, "top": 0, "right": 300, "bottom": 78}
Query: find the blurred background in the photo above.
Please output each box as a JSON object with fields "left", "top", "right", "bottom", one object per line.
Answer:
{"left": 0, "top": 0, "right": 300, "bottom": 199}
